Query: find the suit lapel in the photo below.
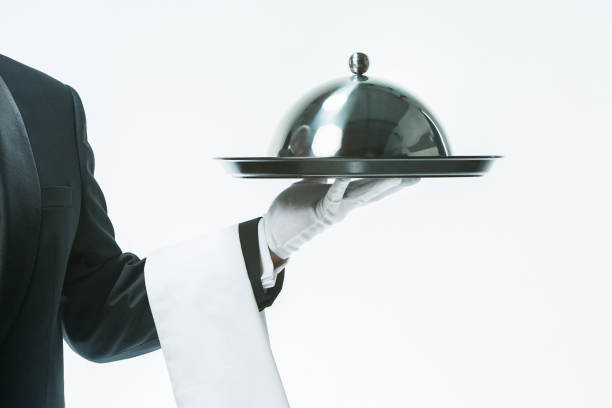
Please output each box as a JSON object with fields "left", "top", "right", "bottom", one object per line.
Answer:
{"left": 0, "top": 74, "right": 41, "bottom": 344}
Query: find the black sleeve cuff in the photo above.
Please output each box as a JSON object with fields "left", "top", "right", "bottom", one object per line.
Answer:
{"left": 238, "top": 217, "right": 285, "bottom": 311}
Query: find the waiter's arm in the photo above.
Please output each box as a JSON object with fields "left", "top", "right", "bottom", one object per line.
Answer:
{"left": 60, "top": 86, "right": 284, "bottom": 363}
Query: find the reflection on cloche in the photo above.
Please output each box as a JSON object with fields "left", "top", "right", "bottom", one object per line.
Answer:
{"left": 268, "top": 52, "right": 451, "bottom": 159}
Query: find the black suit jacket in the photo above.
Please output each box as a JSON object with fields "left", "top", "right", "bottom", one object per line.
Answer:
{"left": 0, "top": 54, "right": 283, "bottom": 408}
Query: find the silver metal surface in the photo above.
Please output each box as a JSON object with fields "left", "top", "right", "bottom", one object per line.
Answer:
{"left": 218, "top": 52, "right": 500, "bottom": 179}
{"left": 268, "top": 52, "right": 452, "bottom": 159}
{"left": 348, "top": 52, "right": 369, "bottom": 75}
{"left": 219, "top": 156, "right": 500, "bottom": 178}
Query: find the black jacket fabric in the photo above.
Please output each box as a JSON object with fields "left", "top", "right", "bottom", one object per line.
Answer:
{"left": 0, "top": 54, "right": 283, "bottom": 407}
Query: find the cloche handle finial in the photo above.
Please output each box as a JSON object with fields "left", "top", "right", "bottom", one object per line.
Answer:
{"left": 349, "top": 52, "right": 369, "bottom": 75}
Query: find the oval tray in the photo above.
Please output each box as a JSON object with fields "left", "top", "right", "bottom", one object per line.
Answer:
{"left": 217, "top": 156, "right": 501, "bottom": 178}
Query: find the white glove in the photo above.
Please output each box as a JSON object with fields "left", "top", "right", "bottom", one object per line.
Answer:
{"left": 262, "top": 177, "right": 419, "bottom": 260}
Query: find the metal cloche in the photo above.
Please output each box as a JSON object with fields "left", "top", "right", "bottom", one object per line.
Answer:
{"left": 268, "top": 52, "right": 451, "bottom": 159}
{"left": 218, "top": 52, "right": 499, "bottom": 178}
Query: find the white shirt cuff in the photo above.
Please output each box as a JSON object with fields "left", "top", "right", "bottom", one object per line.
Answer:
{"left": 258, "top": 218, "right": 287, "bottom": 289}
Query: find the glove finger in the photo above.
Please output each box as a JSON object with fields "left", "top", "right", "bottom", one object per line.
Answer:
{"left": 317, "top": 178, "right": 351, "bottom": 219}
{"left": 344, "top": 178, "right": 402, "bottom": 204}
{"left": 343, "top": 178, "right": 375, "bottom": 195}
{"left": 323, "top": 177, "right": 351, "bottom": 204}
{"left": 365, "top": 177, "right": 420, "bottom": 204}
{"left": 295, "top": 177, "right": 329, "bottom": 184}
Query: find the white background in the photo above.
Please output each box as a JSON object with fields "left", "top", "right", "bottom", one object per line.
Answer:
{"left": 2, "top": 1, "right": 612, "bottom": 406}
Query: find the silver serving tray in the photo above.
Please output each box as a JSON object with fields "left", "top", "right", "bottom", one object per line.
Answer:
{"left": 217, "top": 156, "right": 500, "bottom": 178}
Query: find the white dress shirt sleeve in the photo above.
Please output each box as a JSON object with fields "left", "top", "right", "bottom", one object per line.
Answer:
{"left": 258, "top": 217, "right": 288, "bottom": 289}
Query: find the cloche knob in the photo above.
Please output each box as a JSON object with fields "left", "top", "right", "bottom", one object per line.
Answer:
{"left": 348, "top": 52, "right": 369, "bottom": 76}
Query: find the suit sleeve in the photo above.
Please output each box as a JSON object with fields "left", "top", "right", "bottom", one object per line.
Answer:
{"left": 60, "top": 86, "right": 160, "bottom": 363}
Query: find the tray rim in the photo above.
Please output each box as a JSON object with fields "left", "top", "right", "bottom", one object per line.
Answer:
{"left": 216, "top": 155, "right": 502, "bottom": 161}
{"left": 217, "top": 156, "right": 501, "bottom": 178}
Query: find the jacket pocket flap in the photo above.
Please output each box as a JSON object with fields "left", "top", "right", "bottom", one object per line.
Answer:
{"left": 41, "top": 185, "right": 73, "bottom": 208}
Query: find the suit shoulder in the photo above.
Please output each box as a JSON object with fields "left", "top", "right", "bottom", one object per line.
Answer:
{"left": 0, "top": 54, "right": 67, "bottom": 90}
{"left": 0, "top": 54, "right": 74, "bottom": 106}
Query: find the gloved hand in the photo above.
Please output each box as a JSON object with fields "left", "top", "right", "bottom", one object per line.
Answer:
{"left": 262, "top": 177, "right": 419, "bottom": 260}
